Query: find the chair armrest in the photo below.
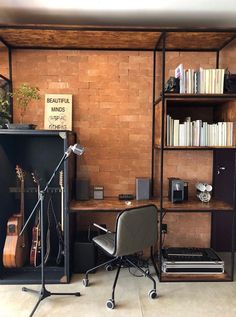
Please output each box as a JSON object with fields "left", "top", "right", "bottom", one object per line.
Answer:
{"left": 93, "top": 223, "right": 112, "bottom": 233}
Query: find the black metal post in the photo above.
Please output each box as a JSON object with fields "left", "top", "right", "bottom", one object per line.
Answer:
{"left": 151, "top": 51, "right": 156, "bottom": 197}
{"left": 230, "top": 152, "right": 236, "bottom": 280}
{"left": 158, "top": 32, "right": 166, "bottom": 282}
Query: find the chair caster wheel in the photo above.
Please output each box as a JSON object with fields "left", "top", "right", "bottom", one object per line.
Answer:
{"left": 105, "top": 264, "right": 113, "bottom": 271}
{"left": 106, "top": 299, "right": 115, "bottom": 309}
{"left": 82, "top": 278, "right": 89, "bottom": 287}
{"left": 148, "top": 289, "right": 157, "bottom": 299}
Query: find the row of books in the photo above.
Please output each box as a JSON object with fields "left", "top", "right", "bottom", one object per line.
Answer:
{"left": 175, "top": 64, "right": 225, "bottom": 94}
{"left": 166, "top": 115, "right": 234, "bottom": 147}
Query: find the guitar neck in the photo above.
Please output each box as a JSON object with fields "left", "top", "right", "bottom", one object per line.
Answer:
{"left": 61, "top": 185, "right": 64, "bottom": 232}
{"left": 20, "top": 179, "right": 25, "bottom": 224}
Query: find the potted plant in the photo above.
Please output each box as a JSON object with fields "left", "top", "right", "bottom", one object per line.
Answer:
{"left": 0, "top": 87, "right": 11, "bottom": 128}
{"left": 9, "top": 83, "right": 40, "bottom": 129}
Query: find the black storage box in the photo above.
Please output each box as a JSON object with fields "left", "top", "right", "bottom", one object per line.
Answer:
{"left": 73, "top": 231, "right": 97, "bottom": 273}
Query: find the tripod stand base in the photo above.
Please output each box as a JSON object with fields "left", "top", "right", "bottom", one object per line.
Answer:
{"left": 22, "top": 286, "right": 80, "bottom": 317}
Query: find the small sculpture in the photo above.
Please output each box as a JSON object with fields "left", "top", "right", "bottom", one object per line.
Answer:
{"left": 196, "top": 182, "right": 212, "bottom": 203}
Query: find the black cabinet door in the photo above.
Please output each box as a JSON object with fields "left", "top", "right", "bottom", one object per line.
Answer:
{"left": 211, "top": 149, "right": 236, "bottom": 251}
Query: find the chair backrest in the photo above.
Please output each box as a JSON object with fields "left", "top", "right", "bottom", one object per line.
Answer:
{"left": 114, "top": 204, "right": 158, "bottom": 257}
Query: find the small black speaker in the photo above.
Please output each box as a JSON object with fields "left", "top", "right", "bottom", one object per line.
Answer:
{"left": 76, "top": 178, "right": 90, "bottom": 201}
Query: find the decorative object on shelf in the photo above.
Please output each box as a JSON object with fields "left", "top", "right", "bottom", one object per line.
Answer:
{"left": 224, "top": 68, "right": 236, "bottom": 93}
{"left": 196, "top": 182, "right": 212, "bottom": 203}
{"left": 8, "top": 83, "right": 40, "bottom": 129}
{"left": 44, "top": 94, "right": 72, "bottom": 131}
{"left": 93, "top": 186, "right": 104, "bottom": 200}
{"left": 164, "top": 77, "right": 180, "bottom": 93}
{"left": 0, "top": 75, "right": 11, "bottom": 128}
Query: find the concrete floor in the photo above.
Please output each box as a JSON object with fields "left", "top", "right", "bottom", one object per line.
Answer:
{"left": 1, "top": 266, "right": 236, "bottom": 317}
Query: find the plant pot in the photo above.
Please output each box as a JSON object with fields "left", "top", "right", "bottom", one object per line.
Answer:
{"left": 0, "top": 112, "right": 11, "bottom": 129}
{"left": 7, "top": 123, "right": 37, "bottom": 130}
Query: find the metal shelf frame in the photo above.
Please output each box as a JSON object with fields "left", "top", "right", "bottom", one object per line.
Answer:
{"left": 151, "top": 31, "right": 236, "bottom": 282}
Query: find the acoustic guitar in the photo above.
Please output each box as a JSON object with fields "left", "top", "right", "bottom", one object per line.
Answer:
{"left": 30, "top": 172, "right": 41, "bottom": 267}
{"left": 3, "top": 165, "right": 29, "bottom": 268}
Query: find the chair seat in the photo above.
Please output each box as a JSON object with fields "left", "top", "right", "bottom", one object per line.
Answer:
{"left": 93, "top": 233, "right": 115, "bottom": 255}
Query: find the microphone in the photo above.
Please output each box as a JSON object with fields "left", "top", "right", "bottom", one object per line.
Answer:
{"left": 71, "top": 143, "right": 85, "bottom": 156}
{"left": 65, "top": 143, "right": 85, "bottom": 158}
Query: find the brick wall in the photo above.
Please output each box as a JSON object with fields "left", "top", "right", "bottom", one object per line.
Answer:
{"left": 0, "top": 42, "right": 233, "bottom": 247}
{"left": 11, "top": 50, "right": 153, "bottom": 197}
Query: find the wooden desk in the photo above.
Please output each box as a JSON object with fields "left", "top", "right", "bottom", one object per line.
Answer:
{"left": 69, "top": 197, "right": 159, "bottom": 212}
{"left": 69, "top": 197, "right": 232, "bottom": 212}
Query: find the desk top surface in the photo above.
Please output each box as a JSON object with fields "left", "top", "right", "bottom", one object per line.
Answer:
{"left": 69, "top": 197, "right": 233, "bottom": 212}
{"left": 70, "top": 197, "right": 158, "bottom": 212}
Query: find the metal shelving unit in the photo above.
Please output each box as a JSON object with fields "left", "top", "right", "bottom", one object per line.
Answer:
{"left": 152, "top": 32, "right": 236, "bottom": 282}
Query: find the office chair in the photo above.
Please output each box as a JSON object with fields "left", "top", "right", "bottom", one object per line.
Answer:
{"left": 82, "top": 204, "right": 158, "bottom": 309}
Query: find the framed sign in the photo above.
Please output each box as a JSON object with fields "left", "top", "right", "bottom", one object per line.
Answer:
{"left": 44, "top": 94, "right": 72, "bottom": 130}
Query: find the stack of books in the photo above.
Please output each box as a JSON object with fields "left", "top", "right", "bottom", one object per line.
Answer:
{"left": 175, "top": 64, "right": 225, "bottom": 94}
{"left": 166, "top": 115, "right": 234, "bottom": 147}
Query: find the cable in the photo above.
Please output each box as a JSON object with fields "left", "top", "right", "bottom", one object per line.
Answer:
{"left": 162, "top": 232, "right": 166, "bottom": 247}
{"left": 126, "top": 254, "right": 150, "bottom": 277}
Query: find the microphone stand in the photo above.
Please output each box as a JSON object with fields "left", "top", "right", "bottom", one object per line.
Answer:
{"left": 20, "top": 147, "right": 81, "bottom": 317}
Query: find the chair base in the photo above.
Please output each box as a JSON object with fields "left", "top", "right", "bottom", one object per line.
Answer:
{"left": 83, "top": 254, "right": 157, "bottom": 309}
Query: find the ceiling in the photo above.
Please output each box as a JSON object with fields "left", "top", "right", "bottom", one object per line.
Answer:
{"left": 0, "top": 1, "right": 236, "bottom": 28}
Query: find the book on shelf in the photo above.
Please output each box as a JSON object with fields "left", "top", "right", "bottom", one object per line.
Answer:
{"left": 175, "top": 64, "right": 185, "bottom": 94}
{"left": 174, "top": 65, "right": 225, "bottom": 94}
{"left": 166, "top": 115, "right": 234, "bottom": 147}
{"left": 173, "top": 119, "right": 180, "bottom": 146}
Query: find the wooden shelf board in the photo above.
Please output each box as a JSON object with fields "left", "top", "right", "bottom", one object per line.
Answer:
{"left": 161, "top": 271, "right": 231, "bottom": 282}
{"left": 155, "top": 94, "right": 236, "bottom": 105}
{"left": 162, "top": 197, "right": 233, "bottom": 211}
{"left": 155, "top": 145, "right": 236, "bottom": 150}
{"left": 69, "top": 197, "right": 233, "bottom": 212}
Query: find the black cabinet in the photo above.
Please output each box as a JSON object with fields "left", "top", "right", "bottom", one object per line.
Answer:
{"left": 0, "top": 130, "right": 75, "bottom": 284}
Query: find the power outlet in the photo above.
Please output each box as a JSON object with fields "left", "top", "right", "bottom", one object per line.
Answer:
{"left": 161, "top": 223, "right": 168, "bottom": 234}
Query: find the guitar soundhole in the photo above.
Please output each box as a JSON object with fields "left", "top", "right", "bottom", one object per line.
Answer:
{"left": 8, "top": 224, "right": 16, "bottom": 234}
